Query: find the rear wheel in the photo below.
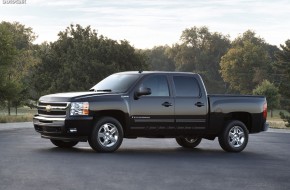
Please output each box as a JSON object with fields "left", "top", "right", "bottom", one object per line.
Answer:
{"left": 50, "top": 139, "right": 78, "bottom": 148}
{"left": 218, "top": 120, "right": 249, "bottom": 152}
{"left": 176, "top": 137, "right": 202, "bottom": 148}
{"left": 89, "top": 117, "right": 123, "bottom": 153}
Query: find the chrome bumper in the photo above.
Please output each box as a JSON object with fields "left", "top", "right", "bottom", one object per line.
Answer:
{"left": 33, "top": 116, "right": 65, "bottom": 127}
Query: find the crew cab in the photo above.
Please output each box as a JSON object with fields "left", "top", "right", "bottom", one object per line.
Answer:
{"left": 33, "top": 71, "right": 269, "bottom": 153}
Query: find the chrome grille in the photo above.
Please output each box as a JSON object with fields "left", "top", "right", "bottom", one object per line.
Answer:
{"left": 37, "top": 102, "right": 69, "bottom": 116}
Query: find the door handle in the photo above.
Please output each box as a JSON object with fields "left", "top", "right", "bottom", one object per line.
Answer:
{"left": 162, "top": 102, "right": 173, "bottom": 107}
{"left": 195, "top": 102, "right": 205, "bottom": 107}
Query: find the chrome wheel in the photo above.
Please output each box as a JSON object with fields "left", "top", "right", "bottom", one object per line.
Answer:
{"left": 97, "top": 123, "right": 119, "bottom": 148}
{"left": 228, "top": 126, "right": 245, "bottom": 148}
{"left": 176, "top": 137, "right": 202, "bottom": 148}
{"left": 219, "top": 120, "right": 249, "bottom": 152}
{"left": 185, "top": 137, "right": 199, "bottom": 144}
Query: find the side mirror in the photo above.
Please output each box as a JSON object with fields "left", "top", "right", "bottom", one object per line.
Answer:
{"left": 135, "top": 87, "right": 151, "bottom": 99}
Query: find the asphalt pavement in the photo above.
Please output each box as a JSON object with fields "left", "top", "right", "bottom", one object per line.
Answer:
{"left": 0, "top": 122, "right": 290, "bottom": 190}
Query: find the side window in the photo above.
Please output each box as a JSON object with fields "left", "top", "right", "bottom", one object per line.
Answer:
{"left": 173, "top": 76, "right": 200, "bottom": 97}
{"left": 140, "top": 75, "right": 169, "bottom": 97}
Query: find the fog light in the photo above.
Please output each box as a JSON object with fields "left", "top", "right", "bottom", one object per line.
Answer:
{"left": 69, "top": 128, "right": 77, "bottom": 133}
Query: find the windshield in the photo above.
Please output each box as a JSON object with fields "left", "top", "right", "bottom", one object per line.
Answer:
{"left": 90, "top": 74, "right": 140, "bottom": 93}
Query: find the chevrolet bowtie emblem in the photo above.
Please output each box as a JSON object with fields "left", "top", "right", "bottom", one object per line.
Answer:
{"left": 46, "top": 105, "right": 52, "bottom": 112}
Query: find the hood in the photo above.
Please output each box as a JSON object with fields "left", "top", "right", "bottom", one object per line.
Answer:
{"left": 39, "top": 91, "right": 119, "bottom": 102}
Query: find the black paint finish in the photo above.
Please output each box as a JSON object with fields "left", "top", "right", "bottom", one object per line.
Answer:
{"left": 33, "top": 71, "right": 268, "bottom": 141}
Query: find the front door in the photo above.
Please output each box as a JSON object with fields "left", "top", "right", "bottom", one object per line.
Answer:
{"left": 130, "top": 75, "right": 174, "bottom": 130}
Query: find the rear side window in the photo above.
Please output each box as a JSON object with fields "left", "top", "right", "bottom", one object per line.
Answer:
{"left": 173, "top": 76, "right": 200, "bottom": 97}
{"left": 140, "top": 75, "right": 169, "bottom": 97}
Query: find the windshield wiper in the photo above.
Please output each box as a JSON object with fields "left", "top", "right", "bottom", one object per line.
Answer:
{"left": 96, "top": 89, "right": 112, "bottom": 92}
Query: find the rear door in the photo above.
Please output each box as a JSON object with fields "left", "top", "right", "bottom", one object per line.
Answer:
{"left": 173, "top": 75, "right": 208, "bottom": 130}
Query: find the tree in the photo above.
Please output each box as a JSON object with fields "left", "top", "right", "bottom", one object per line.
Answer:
{"left": 143, "top": 46, "right": 175, "bottom": 71}
{"left": 275, "top": 40, "right": 290, "bottom": 127}
{"left": 220, "top": 30, "right": 272, "bottom": 94}
{"left": 167, "top": 26, "right": 231, "bottom": 93}
{"left": 0, "top": 21, "right": 36, "bottom": 115}
{"left": 0, "top": 23, "right": 16, "bottom": 67}
{"left": 29, "top": 24, "right": 148, "bottom": 96}
{"left": 253, "top": 80, "right": 280, "bottom": 117}
{"left": 0, "top": 23, "right": 17, "bottom": 100}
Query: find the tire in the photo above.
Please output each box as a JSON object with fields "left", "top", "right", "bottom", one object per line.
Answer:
{"left": 89, "top": 117, "right": 123, "bottom": 153}
{"left": 175, "top": 137, "right": 202, "bottom": 148}
{"left": 50, "top": 139, "right": 78, "bottom": 148}
{"left": 218, "top": 120, "right": 249, "bottom": 152}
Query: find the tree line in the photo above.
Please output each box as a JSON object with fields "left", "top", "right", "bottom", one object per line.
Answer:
{"left": 0, "top": 21, "right": 289, "bottom": 125}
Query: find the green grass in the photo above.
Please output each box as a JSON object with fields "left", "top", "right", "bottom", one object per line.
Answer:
{"left": 267, "top": 120, "right": 288, "bottom": 129}
{"left": 0, "top": 114, "right": 35, "bottom": 123}
{"left": 267, "top": 109, "right": 289, "bottom": 129}
{"left": 0, "top": 107, "right": 37, "bottom": 123}
{"left": 0, "top": 107, "right": 37, "bottom": 116}
{"left": 267, "top": 109, "right": 289, "bottom": 119}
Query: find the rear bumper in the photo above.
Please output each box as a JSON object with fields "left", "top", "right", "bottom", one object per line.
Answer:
{"left": 33, "top": 115, "right": 93, "bottom": 142}
{"left": 263, "top": 122, "right": 269, "bottom": 131}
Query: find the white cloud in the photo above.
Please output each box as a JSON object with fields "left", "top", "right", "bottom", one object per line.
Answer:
{"left": 1, "top": 0, "right": 290, "bottom": 48}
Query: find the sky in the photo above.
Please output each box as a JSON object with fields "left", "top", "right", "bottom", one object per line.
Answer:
{"left": 0, "top": 0, "right": 290, "bottom": 49}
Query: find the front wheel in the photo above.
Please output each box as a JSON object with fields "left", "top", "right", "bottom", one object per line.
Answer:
{"left": 50, "top": 139, "right": 79, "bottom": 148}
{"left": 218, "top": 120, "right": 249, "bottom": 152}
{"left": 89, "top": 117, "right": 123, "bottom": 153}
{"left": 176, "top": 137, "right": 202, "bottom": 148}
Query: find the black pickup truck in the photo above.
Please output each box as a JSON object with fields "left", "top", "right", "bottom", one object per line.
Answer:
{"left": 33, "top": 71, "right": 269, "bottom": 153}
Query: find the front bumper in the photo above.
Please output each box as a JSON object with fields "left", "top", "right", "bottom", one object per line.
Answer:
{"left": 33, "top": 115, "right": 93, "bottom": 142}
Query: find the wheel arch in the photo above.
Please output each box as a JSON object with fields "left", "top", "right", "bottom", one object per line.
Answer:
{"left": 224, "top": 112, "right": 252, "bottom": 132}
{"left": 92, "top": 110, "right": 128, "bottom": 134}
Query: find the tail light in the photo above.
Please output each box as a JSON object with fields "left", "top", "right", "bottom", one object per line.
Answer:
{"left": 263, "top": 102, "right": 267, "bottom": 119}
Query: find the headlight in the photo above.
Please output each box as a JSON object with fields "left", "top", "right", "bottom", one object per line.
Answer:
{"left": 70, "top": 102, "right": 89, "bottom": 116}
